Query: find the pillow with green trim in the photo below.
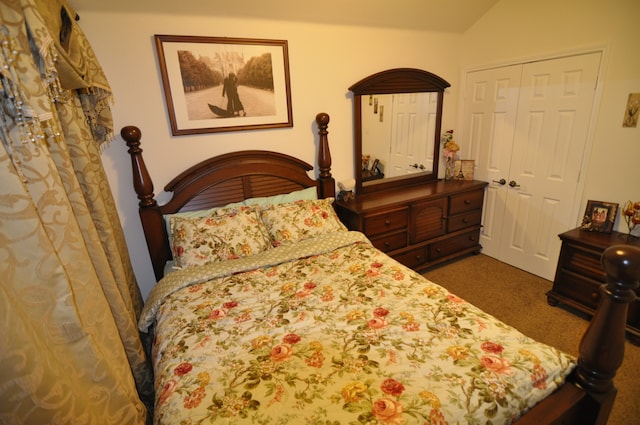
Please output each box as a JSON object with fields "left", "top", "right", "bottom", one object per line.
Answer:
{"left": 260, "top": 198, "right": 347, "bottom": 246}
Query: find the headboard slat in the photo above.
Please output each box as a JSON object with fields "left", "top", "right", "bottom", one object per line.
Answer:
{"left": 178, "top": 178, "right": 245, "bottom": 212}
{"left": 247, "top": 175, "right": 307, "bottom": 198}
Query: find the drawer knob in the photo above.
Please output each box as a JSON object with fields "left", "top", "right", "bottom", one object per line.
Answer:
{"left": 435, "top": 248, "right": 441, "bottom": 253}
{"left": 384, "top": 242, "right": 390, "bottom": 247}
{"left": 591, "top": 292, "right": 599, "bottom": 301}
{"left": 415, "top": 255, "right": 422, "bottom": 261}
{"left": 464, "top": 199, "right": 471, "bottom": 205}
{"left": 462, "top": 218, "right": 469, "bottom": 223}
{"left": 385, "top": 220, "right": 391, "bottom": 226}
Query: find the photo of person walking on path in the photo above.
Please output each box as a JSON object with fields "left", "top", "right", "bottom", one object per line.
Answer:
{"left": 222, "top": 72, "right": 246, "bottom": 116}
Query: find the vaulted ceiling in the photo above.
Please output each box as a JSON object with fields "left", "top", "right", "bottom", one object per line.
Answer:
{"left": 69, "top": 0, "right": 499, "bottom": 33}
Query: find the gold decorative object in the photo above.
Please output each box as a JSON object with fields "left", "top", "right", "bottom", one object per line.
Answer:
{"left": 441, "top": 129, "right": 460, "bottom": 181}
{"left": 361, "top": 154, "right": 371, "bottom": 171}
{"left": 622, "top": 200, "right": 640, "bottom": 238}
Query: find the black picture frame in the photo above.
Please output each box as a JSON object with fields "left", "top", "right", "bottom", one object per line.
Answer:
{"left": 580, "top": 200, "right": 618, "bottom": 233}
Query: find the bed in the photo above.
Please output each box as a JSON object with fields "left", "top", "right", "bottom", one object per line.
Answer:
{"left": 122, "top": 113, "right": 640, "bottom": 425}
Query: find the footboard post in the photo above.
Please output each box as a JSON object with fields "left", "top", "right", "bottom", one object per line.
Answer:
{"left": 315, "top": 112, "right": 335, "bottom": 198}
{"left": 575, "top": 244, "right": 640, "bottom": 424}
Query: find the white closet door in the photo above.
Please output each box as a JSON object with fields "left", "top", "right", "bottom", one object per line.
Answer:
{"left": 463, "top": 64, "right": 522, "bottom": 258}
{"left": 463, "top": 52, "right": 601, "bottom": 280}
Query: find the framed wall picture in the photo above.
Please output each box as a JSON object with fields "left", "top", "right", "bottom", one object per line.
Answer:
{"left": 580, "top": 200, "right": 618, "bottom": 233}
{"left": 155, "top": 35, "right": 293, "bottom": 135}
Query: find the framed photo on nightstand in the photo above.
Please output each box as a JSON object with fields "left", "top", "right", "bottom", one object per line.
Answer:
{"left": 580, "top": 200, "right": 618, "bottom": 233}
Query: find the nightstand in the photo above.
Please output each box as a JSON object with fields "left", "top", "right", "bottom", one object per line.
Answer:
{"left": 547, "top": 227, "right": 640, "bottom": 344}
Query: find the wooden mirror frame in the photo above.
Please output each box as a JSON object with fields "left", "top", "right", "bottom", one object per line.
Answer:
{"left": 349, "top": 68, "right": 450, "bottom": 194}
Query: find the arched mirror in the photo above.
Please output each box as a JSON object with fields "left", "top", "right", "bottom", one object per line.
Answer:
{"left": 350, "top": 68, "right": 450, "bottom": 194}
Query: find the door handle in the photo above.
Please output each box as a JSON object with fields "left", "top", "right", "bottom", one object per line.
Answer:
{"left": 492, "top": 178, "right": 506, "bottom": 185}
{"left": 509, "top": 180, "right": 520, "bottom": 188}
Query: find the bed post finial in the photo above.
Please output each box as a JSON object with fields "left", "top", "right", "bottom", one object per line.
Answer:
{"left": 575, "top": 244, "right": 640, "bottom": 424}
{"left": 122, "top": 126, "right": 169, "bottom": 281}
{"left": 315, "top": 112, "right": 335, "bottom": 198}
{"left": 121, "top": 126, "right": 157, "bottom": 208}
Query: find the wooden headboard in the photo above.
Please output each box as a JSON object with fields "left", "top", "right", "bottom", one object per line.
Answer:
{"left": 122, "top": 112, "right": 335, "bottom": 281}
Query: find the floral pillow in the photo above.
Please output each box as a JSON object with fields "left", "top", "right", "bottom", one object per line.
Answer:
{"left": 260, "top": 198, "right": 347, "bottom": 246}
{"left": 170, "top": 206, "right": 272, "bottom": 268}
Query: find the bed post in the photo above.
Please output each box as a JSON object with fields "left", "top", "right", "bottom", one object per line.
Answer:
{"left": 575, "top": 244, "right": 640, "bottom": 424}
{"left": 121, "top": 126, "right": 170, "bottom": 282}
{"left": 315, "top": 112, "right": 335, "bottom": 199}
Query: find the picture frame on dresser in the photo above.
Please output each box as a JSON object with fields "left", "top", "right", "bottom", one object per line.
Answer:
{"left": 453, "top": 159, "right": 474, "bottom": 181}
{"left": 580, "top": 199, "right": 618, "bottom": 233}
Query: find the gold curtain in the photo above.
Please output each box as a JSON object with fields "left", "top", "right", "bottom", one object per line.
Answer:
{"left": 0, "top": 0, "right": 153, "bottom": 423}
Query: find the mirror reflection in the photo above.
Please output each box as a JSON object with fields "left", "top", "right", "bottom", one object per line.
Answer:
{"left": 349, "top": 68, "right": 450, "bottom": 195}
{"left": 361, "top": 92, "right": 440, "bottom": 181}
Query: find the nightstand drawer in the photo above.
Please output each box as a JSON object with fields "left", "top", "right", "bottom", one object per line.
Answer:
{"left": 363, "top": 208, "right": 408, "bottom": 236}
{"left": 449, "top": 190, "right": 485, "bottom": 215}
{"left": 554, "top": 270, "right": 602, "bottom": 309}
{"left": 448, "top": 209, "right": 482, "bottom": 232}
{"left": 561, "top": 245, "right": 606, "bottom": 282}
{"left": 429, "top": 229, "right": 480, "bottom": 260}
{"left": 370, "top": 231, "right": 407, "bottom": 253}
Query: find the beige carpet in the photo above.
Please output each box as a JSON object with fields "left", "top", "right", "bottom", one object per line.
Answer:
{"left": 423, "top": 254, "right": 640, "bottom": 425}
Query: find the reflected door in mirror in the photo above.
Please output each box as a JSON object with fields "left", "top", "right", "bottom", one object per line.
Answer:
{"left": 362, "top": 93, "right": 439, "bottom": 178}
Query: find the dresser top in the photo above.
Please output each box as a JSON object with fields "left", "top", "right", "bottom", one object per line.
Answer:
{"left": 335, "top": 180, "right": 487, "bottom": 213}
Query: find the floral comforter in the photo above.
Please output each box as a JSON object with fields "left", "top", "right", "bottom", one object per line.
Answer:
{"left": 141, "top": 232, "right": 576, "bottom": 425}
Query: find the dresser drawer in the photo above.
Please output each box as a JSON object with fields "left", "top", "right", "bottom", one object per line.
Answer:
{"left": 370, "top": 231, "right": 407, "bottom": 253}
{"left": 448, "top": 209, "right": 482, "bottom": 232}
{"left": 363, "top": 208, "right": 408, "bottom": 236}
{"left": 429, "top": 229, "right": 480, "bottom": 260}
{"left": 394, "top": 245, "right": 428, "bottom": 269}
{"left": 449, "top": 189, "right": 485, "bottom": 215}
{"left": 553, "top": 270, "right": 602, "bottom": 310}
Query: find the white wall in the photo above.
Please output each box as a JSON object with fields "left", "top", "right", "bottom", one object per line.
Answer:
{"left": 75, "top": 10, "right": 462, "bottom": 298}
{"left": 460, "top": 0, "right": 640, "bottom": 231}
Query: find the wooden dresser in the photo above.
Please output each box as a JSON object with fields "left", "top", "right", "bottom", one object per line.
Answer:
{"left": 547, "top": 227, "right": 640, "bottom": 344}
{"left": 334, "top": 180, "right": 487, "bottom": 272}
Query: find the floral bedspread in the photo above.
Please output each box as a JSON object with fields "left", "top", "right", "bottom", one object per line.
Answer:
{"left": 145, "top": 232, "right": 576, "bottom": 425}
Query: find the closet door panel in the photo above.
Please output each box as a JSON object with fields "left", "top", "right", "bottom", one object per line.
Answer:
{"left": 463, "top": 65, "right": 522, "bottom": 259}
{"left": 500, "top": 52, "right": 601, "bottom": 279}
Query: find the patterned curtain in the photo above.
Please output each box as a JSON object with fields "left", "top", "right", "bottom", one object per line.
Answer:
{"left": 0, "top": 0, "right": 153, "bottom": 423}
